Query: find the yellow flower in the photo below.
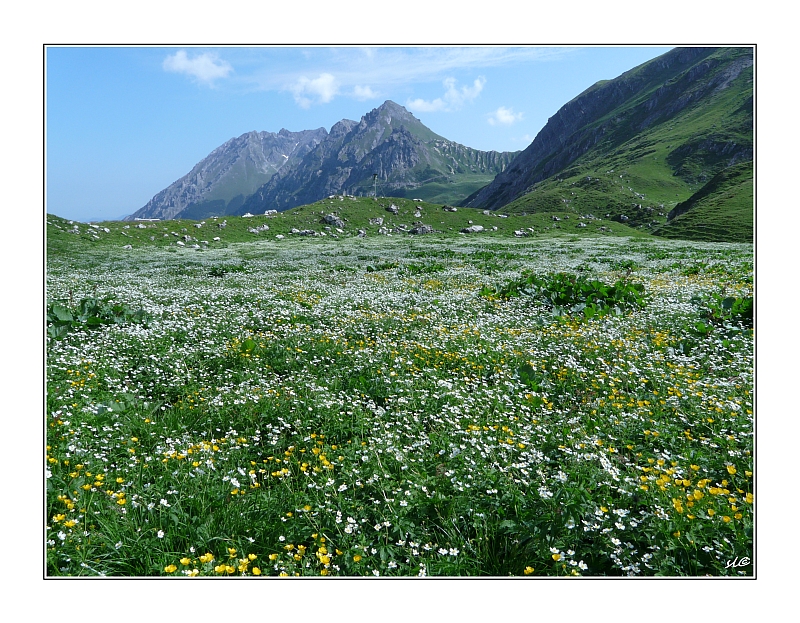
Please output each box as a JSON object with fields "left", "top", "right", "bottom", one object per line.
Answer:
{"left": 523, "top": 566, "right": 534, "bottom": 575}
{"left": 252, "top": 567, "right": 261, "bottom": 575}
{"left": 707, "top": 509, "right": 716, "bottom": 517}
{"left": 180, "top": 557, "right": 191, "bottom": 566}
{"left": 552, "top": 553, "right": 562, "bottom": 561}
{"left": 164, "top": 564, "right": 177, "bottom": 573}
{"left": 248, "top": 553, "right": 257, "bottom": 561}
{"left": 353, "top": 555, "right": 362, "bottom": 562}
{"left": 726, "top": 465, "right": 737, "bottom": 475}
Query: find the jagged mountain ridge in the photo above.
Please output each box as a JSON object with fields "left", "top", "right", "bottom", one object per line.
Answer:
{"left": 125, "top": 128, "right": 327, "bottom": 221}
{"left": 128, "top": 101, "right": 519, "bottom": 220}
{"left": 237, "top": 100, "right": 518, "bottom": 214}
{"left": 461, "top": 47, "right": 753, "bottom": 215}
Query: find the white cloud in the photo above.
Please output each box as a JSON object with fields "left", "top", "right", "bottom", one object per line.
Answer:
{"left": 289, "top": 73, "right": 339, "bottom": 108}
{"left": 487, "top": 106, "right": 524, "bottom": 126}
{"left": 406, "top": 76, "right": 486, "bottom": 113}
{"left": 162, "top": 50, "right": 232, "bottom": 85}
{"left": 353, "top": 85, "right": 378, "bottom": 100}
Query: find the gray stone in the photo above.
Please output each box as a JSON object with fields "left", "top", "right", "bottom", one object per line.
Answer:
{"left": 460, "top": 225, "right": 484, "bottom": 234}
{"left": 322, "top": 213, "right": 345, "bottom": 228}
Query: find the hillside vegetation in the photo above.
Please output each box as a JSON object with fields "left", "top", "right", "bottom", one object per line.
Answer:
{"left": 464, "top": 47, "right": 753, "bottom": 243}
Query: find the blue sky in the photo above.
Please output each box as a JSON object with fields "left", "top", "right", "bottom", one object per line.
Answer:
{"left": 46, "top": 45, "right": 673, "bottom": 222}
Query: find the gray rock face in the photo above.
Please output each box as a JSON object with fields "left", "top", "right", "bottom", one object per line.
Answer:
{"left": 126, "top": 128, "right": 328, "bottom": 221}
{"left": 237, "top": 101, "right": 519, "bottom": 214}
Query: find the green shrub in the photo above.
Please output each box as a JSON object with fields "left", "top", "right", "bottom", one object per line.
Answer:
{"left": 481, "top": 272, "right": 647, "bottom": 318}
{"left": 47, "top": 296, "right": 150, "bottom": 339}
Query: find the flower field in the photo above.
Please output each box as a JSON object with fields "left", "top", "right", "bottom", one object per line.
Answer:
{"left": 45, "top": 233, "right": 754, "bottom": 576}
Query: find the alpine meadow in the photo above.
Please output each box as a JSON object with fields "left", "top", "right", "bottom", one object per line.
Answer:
{"left": 45, "top": 45, "right": 754, "bottom": 578}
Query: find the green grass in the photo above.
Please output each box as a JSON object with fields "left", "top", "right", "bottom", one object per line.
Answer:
{"left": 46, "top": 229, "right": 753, "bottom": 577}
{"left": 46, "top": 195, "right": 653, "bottom": 258}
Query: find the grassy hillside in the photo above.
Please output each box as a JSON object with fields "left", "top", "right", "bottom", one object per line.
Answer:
{"left": 474, "top": 48, "right": 753, "bottom": 243}
{"left": 47, "top": 196, "right": 653, "bottom": 258}
{"left": 651, "top": 161, "right": 753, "bottom": 242}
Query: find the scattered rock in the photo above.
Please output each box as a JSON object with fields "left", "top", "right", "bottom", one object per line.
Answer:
{"left": 443, "top": 206, "right": 457, "bottom": 212}
{"left": 386, "top": 204, "right": 399, "bottom": 215}
{"left": 176, "top": 240, "right": 185, "bottom": 246}
{"left": 460, "top": 225, "right": 484, "bottom": 234}
{"left": 322, "top": 213, "right": 345, "bottom": 228}
{"left": 409, "top": 224, "right": 434, "bottom": 235}
{"left": 122, "top": 244, "right": 132, "bottom": 249}
{"left": 369, "top": 217, "right": 384, "bottom": 226}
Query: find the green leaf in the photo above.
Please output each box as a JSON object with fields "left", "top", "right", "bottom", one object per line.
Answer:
{"left": 50, "top": 303, "right": 73, "bottom": 322}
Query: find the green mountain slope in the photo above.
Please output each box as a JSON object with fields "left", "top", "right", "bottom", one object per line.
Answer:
{"left": 461, "top": 47, "right": 753, "bottom": 241}
{"left": 650, "top": 161, "right": 753, "bottom": 242}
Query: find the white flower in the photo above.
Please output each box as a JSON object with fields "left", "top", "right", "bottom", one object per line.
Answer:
{"left": 372, "top": 569, "right": 380, "bottom": 576}
{"left": 578, "top": 560, "right": 588, "bottom": 570}
{"left": 449, "top": 548, "right": 459, "bottom": 556}
{"left": 279, "top": 535, "right": 286, "bottom": 542}
{"left": 438, "top": 548, "right": 448, "bottom": 555}
{"left": 338, "top": 483, "right": 348, "bottom": 492}
{"left": 157, "top": 530, "right": 165, "bottom": 538}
